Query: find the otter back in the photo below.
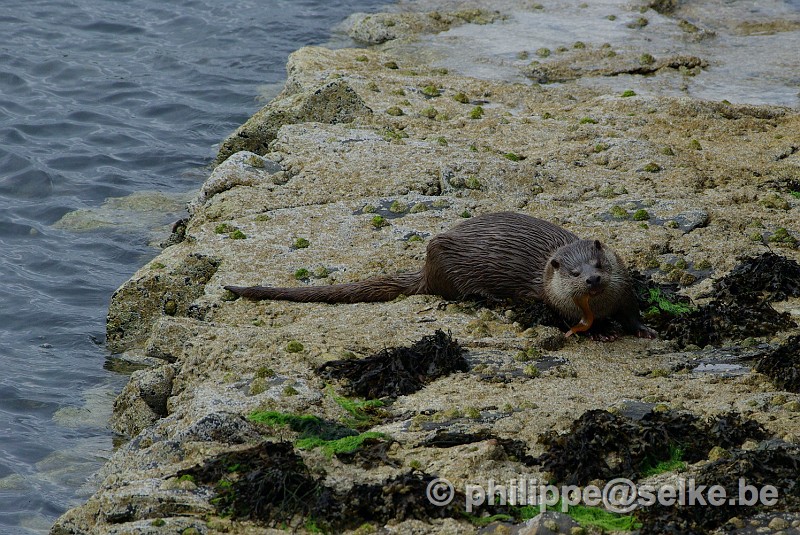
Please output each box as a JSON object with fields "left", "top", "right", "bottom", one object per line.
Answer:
{"left": 422, "top": 212, "right": 578, "bottom": 301}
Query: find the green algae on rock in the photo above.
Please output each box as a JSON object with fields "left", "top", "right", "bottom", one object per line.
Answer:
{"left": 286, "top": 340, "right": 304, "bottom": 353}
{"left": 370, "top": 215, "right": 388, "bottom": 228}
{"left": 292, "top": 237, "right": 310, "bottom": 249}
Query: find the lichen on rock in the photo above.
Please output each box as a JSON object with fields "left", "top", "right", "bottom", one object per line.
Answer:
{"left": 215, "top": 78, "right": 372, "bottom": 165}
{"left": 342, "top": 9, "right": 503, "bottom": 45}
{"left": 110, "top": 364, "right": 176, "bottom": 437}
{"left": 106, "top": 252, "right": 220, "bottom": 353}
{"left": 189, "top": 151, "right": 281, "bottom": 213}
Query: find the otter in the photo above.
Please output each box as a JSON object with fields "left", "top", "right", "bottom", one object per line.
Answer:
{"left": 225, "top": 212, "right": 656, "bottom": 338}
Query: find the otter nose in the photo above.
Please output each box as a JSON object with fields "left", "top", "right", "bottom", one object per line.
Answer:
{"left": 586, "top": 275, "right": 601, "bottom": 288}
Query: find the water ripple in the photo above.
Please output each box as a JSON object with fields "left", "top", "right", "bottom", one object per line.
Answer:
{"left": 0, "top": 0, "right": 393, "bottom": 532}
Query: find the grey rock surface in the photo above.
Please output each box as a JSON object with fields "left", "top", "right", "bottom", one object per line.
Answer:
{"left": 215, "top": 79, "right": 372, "bottom": 165}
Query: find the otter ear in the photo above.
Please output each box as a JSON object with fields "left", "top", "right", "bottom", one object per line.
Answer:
{"left": 594, "top": 239, "right": 603, "bottom": 251}
{"left": 550, "top": 258, "right": 560, "bottom": 270}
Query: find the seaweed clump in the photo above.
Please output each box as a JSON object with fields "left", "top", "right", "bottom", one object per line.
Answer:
{"left": 179, "top": 441, "right": 321, "bottom": 525}
{"left": 656, "top": 253, "right": 799, "bottom": 347}
{"left": 249, "top": 410, "right": 355, "bottom": 441}
{"left": 181, "top": 443, "right": 465, "bottom": 530}
{"left": 713, "top": 252, "right": 800, "bottom": 302}
{"left": 755, "top": 335, "right": 800, "bottom": 392}
{"left": 507, "top": 299, "right": 565, "bottom": 330}
{"left": 317, "top": 330, "right": 467, "bottom": 398}
{"left": 663, "top": 300, "right": 794, "bottom": 348}
{"left": 537, "top": 410, "right": 766, "bottom": 485}
{"left": 637, "top": 442, "right": 800, "bottom": 534}
{"left": 335, "top": 438, "right": 401, "bottom": 469}
{"left": 318, "top": 472, "right": 467, "bottom": 530}
{"left": 420, "top": 430, "right": 538, "bottom": 466}
{"left": 631, "top": 270, "right": 694, "bottom": 334}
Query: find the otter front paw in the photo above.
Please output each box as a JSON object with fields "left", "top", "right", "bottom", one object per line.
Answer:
{"left": 565, "top": 294, "right": 594, "bottom": 337}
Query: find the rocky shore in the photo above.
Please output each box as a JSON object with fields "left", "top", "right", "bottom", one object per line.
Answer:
{"left": 53, "top": 0, "right": 800, "bottom": 533}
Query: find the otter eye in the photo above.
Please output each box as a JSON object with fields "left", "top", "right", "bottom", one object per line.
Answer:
{"left": 570, "top": 270, "right": 580, "bottom": 277}
{"left": 594, "top": 260, "right": 602, "bottom": 269}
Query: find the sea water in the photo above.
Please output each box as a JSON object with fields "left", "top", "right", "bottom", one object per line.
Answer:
{"left": 0, "top": 1, "right": 390, "bottom": 532}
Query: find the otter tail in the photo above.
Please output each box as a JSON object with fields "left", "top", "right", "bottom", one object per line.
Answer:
{"left": 224, "top": 271, "right": 425, "bottom": 304}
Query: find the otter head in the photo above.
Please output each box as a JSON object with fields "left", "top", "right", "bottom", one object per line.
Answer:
{"left": 545, "top": 239, "right": 610, "bottom": 299}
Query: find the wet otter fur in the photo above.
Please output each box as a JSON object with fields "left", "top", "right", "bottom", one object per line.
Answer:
{"left": 225, "top": 212, "right": 655, "bottom": 338}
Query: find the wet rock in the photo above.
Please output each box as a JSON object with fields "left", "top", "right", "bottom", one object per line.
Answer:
{"left": 189, "top": 151, "right": 281, "bottom": 213}
{"left": 736, "top": 20, "right": 800, "bottom": 36}
{"left": 727, "top": 516, "right": 746, "bottom": 529}
{"left": 769, "top": 517, "right": 790, "bottom": 530}
{"left": 707, "top": 445, "right": 731, "bottom": 461}
{"left": 51, "top": 487, "right": 212, "bottom": 535}
{"left": 103, "top": 518, "right": 208, "bottom": 535}
{"left": 144, "top": 317, "right": 198, "bottom": 363}
{"left": 529, "top": 325, "right": 568, "bottom": 351}
{"left": 53, "top": 191, "right": 187, "bottom": 233}
{"left": 175, "top": 412, "right": 263, "bottom": 444}
{"left": 215, "top": 79, "right": 372, "bottom": 165}
{"left": 672, "top": 209, "right": 709, "bottom": 233}
{"left": 345, "top": 12, "right": 446, "bottom": 44}
{"left": 648, "top": 0, "right": 680, "bottom": 15}
{"left": 344, "top": 10, "right": 503, "bottom": 45}
{"left": 110, "top": 365, "right": 175, "bottom": 438}
{"left": 101, "top": 481, "right": 214, "bottom": 525}
{"left": 107, "top": 253, "right": 220, "bottom": 353}
{"left": 526, "top": 50, "right": 707, "bottom": 84}
{"left": 518, "top": 512, "right": 581, "bottom": 535}
{"left": 613, "top": 400, "right": 658, "bottom": 421}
